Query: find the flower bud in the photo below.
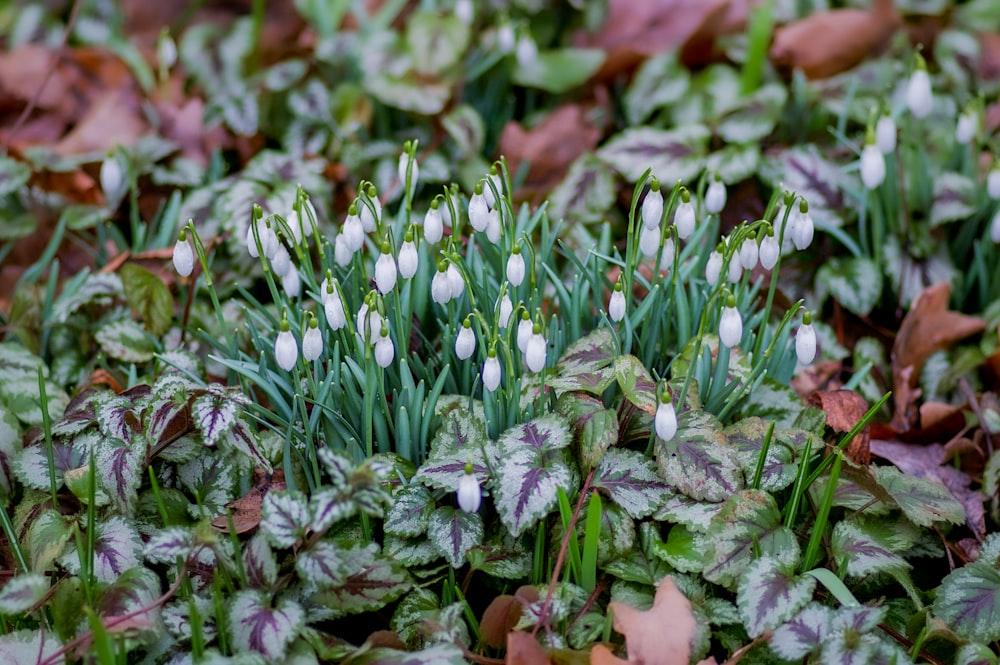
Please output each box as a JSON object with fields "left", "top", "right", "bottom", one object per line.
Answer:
{"left": 101, "top": 153, "right": 125, "bottom": 206}
{"left": 507, "top": 246, "right": 525, "bottom": 286}
{"left": 271, "top": 242, "right": 291, "bottom": 277}
{"left": 659, "top": 237, "right": 675, "bottom": 272}
{"left": 173, "top": 230, "right": 194, "bottom": 277}
{"left": 485, "top": 208, "right": 501, "bottom": 244}
{"left": 498, "top": 293, "right": 514, "bottom": 329}
{"left": 609, "top": 282, "right": 626, "bottom": 322}
{"left": 469, "top": 185, "right": 490, "bottom": 232}
{"left": 424, "top": 201, "right": 444, "bottom": 243}
{"left": 759, "top": 228, "right": 779, "bottom": 270}
{"left": 639, "top": 224, "right": 660, "bottom": 258}
{"left": 655, "top": 396, "right": 677, "bottom": 442}
{"left": 719, "top": 297, "right": 743, "bottom": 348}
{"left": 526, "top": 327, "right": 546, "bottom": 372}
{"left": 455, "top": 319, "right": 476, "bottom": 360}
{"left": 375, "top": 328, "right": 394, "bottom": 368}
{"left": 956, "top": 108, "right": 978, "bottom": 145}
{"left": 325, "top": 290, "right": 347, "bottom": 330}
{"left": 739, "top": 233, "right": 758, "bottom": 270}
{"left": 990, "top": 209, "right": 1000, "bottom": 243}
{"left": 303, "top": 317, "right": 323, "bottom": 361}
{"left": 705, "top": 174, "right": 726, "bottom": 214}
{"left": 483, "top": 352, "right": 501, "bottom": 392}
{"left": 275, "top": 318, "right": 298, "bottom": 371}
{"left": 343, "top": 204, "right": 365, "bottom": 252}
{"left": 398, "top": 233, "right": 418, "bottom": 279}
{"left": 359, "top": 186, "right": 381, "bottom": 233}
{"left": 876, "top": 114, "right": 896, "bottom": 154}
{"left": 641, "top": 180, "right": 663, "bottom": 229}
{"left": 795, "top": 311, "right": 817, "bottom": 365}
{"left": 517, "top": 312, "right": 532, "bottom": 354}
{"left": 705, "top": 248, "right": 723, "bottom": 286}
{"left": 432, "top": 264, "right": 452, "bottom": 304}
{"left": 447, "top": 263, "right": 465, "bottom": 299}
{"left": 791, "top": 201, "right": 814, "bottom": 251}
{"left": 457, "top": 466, "right": 481, "bottom": 513}
{"left": 282, "top": 266, "right": 301, "bottom": 298}
{"left": 398, "top": 148, "right": 419, "bottom": 189}
{"left": 860, "top": 143, "right": 885, "bottom": 190}
{"left": 905, "top": 59, "right": 932, "bottom": 119}
{"left": 674, "top": 190, "right": 695, "bottom": 240}
{"left": 516, "top": 34, "right": 538, "bottom": 68}
{"left": 375, "top": 241, "right": 397, "bottom": 294}
{"left": 334, "top": 234, "right": 353, "bottom": 267}
{"left": 988, "top": 167, "right": 1000, "bottom": 200}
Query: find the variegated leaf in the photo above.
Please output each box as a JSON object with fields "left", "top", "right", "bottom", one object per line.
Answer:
{"left": 192, "top": 392, "right": 239, "bottom": 448}
{"left": 624, "top": 51, "right": 690, "bottom": 125}
{"left": 312, "top": 543, "right": 411, "bottom": 618}
{"left": 593, "top": 448, "right": 668, "bottom": 519}
{"left": 0, "top": 574, "right": 48, "bottom": 614}
{"left": 557, "top": 392, "right": 619, "bottom": 473}
{"left": 654, "top": 492, "right": 724, "bottom": 532}
{"left": 59, "top": 516, "right": 142, "bottom": 583}
{"left": 224, "top": 420, "right": 272, "bottom": 471}
{"left": 309, "top": 488, "right": 355, "bottom": 534}
{"left": 548, "top": 153, "right": 616, "bottom": 224}
{"left": 96, "top": 396, "right": 141, "bottom": 445}
{"left": 51, "top": 272, "right": 123, "bottom": 323}
{"left": 933, "top": 561, "right": 1000, "bottom": 643}
{"left": 144, "top": 395, "right": 189, "bottom": 447}
{"left": 598, "top": 124, "right": 710, "bottom": 183}
{"left": 15, "top": 443, "right": 86, "bottom": 491}
{"left": 415, "top": 410, "right": 489, "bottom": 491}
{"left": 95, "top": 439, "right": 142, "bottom": 512}
{"left": 758, "top": 144, "right": 845, "bottom": 228}
{"left": 819, "top": 607, "right": 890, "bottom": 665}
{"left": 466, "top": 537, "right": 532, "bottom": 580}
{"left": 243, "top": 532, "right": 277, "bottom": 588}
{"left": 97, "top": 568, "right": 160, "bottom": 621}
{"left": 318, "top": 447, "right": 353, "bottom": 489}
{"left": 656, "top": 409, "right": 742, "bottom": 502}
{"left": 0, "top": 630, "right": 64, "bottom": 664}
{"left": 384, "top": 534, "right": 440, "bottom": 567}
{"left": 163, "top": 596, "right": 216, "bottom": 642}
{"left": 351, "top": 644, "right": 466, "bottom": 664}
{"left": 261, "top": 491, "right": 311, "bottom": 548}
{"left": 725, "top": 418, "right": 805, "bottom": 492}
{"left": 549, "top": 329, "right": 617, "bottom": 395}
{"left": 296, "top": 540, "right": 346, "bottom": 588}
{"left": 426, "top": 506, "right": 483, "bottom": 568}
{"left": 872, "top": 466, "right": 965, "bottom": 527}
{"left": 716, "top": 83, "right": 787, "bottom": 144}
{"left": 144, "top": 526, "right": 196, "bottom": 564}
{"left": 385, "top": 484, "right": 435, "bottom": 537}
{"left": 769, "top": 603, "right": 832, "bottom": 660}
{"left": 24, "top": 509, "right": 72, "bottom": 572}
{"left": 178, "top": 455, "right": 236, "bottom": 517}
{"left": 392, "top": 588, "right": 440, "bottom": 647}
{"left": 95, "top": 318, "right": 156, "bottom": 363}
{"left": 614, "top": 354, "right": 657, "bottom": 415}
{"left": 737, "top": 556, "right": 815, "bottom": 638}
{"left": 831, "top": 521, "right": 909, "bottom": 578}
{"left": 230, "top": 590, "right": 304, "bottom": 659}
{"left": 930, "top": 172, "right": 977, "bottom": 226}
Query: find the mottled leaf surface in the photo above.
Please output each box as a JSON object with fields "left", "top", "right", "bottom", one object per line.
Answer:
{"left": 427, "top": 506, "right": 483, "bottom": 567}
{"left": 737, "top": 556, "right": 815, "bottom": 637}
{"left": 593, "top": 448, "right": 668, "bottom": 519}
{"left": 230, "top": 590, "right": 304, "bottom": 659}
{"left": 657, "top": 409, "right": 742, "bottom": 502}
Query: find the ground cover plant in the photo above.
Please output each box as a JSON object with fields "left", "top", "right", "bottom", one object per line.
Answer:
{"left": 2, "top": 0, "right": 1000, "bottom": 663}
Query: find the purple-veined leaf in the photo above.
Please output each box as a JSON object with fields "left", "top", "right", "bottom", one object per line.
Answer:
{"left": 716, "top": 83, "right": 786, "bottom": 144}
{"left": 0, "top": 574, "right": 48, "bottom": 614}
{"left": 144, "top": 526, "right": 195, "bottom": 564}
{"left": 95, "top": 319, "right": 156, "bottom": 363}
{"left": 348, "top": 644, "right": 466, "bottom": 664}
{"left": 96, "top": 568, "right": 160, "bottom": 621}
{"left": 466, "top": 536, "right": 532, "bottom": 580}
{"left": 654, "top": 491, "right": 724, "bottom": 532}
{"left": 705, "top": 143, "right": 760, "bottom": 184}
{"left": 930, "top": 172, "right": 977, "bottom": 227}
{"left": 820, "top": 606, "right": 890, "bottom": 665}
{"left": 548, "top": 153, "right": 616, "bottom": 224}
{"left": 261, "top": 490, "right": 311, "bottom": 548}
{"left": 163, "top": 596, "right": 216, "bottom": 642}
{"left": 144, "top": 395, "right": 189, "bottom": 448}
{"left": 557, "top": 392, "right": 618, "bottom": 473}
{"left": 737, "top": 556, "right": 816, "bottom": 638}
{"left": 933, "top": 561, "right": 1000, "bottom": 643}
{"left": 391, "top": 588, "right": 441, "bottom": 647}
{"left": 702, "top": 490, "right": 798, "bottom": 590}
{"left": 598, "top": 124, "right": 710, "bottom": 183}
{"left": 59, "top": 516, "right": 142, "bottom": 583}
{"left": 593, "top": 448, "right": 668, "bottom": 519}
{"left": 0, "top": 630, "right": 64, "bottom": 664}
{"left": 415, "top": 410, "right": 489, "bottom": 491}
{"left": 831, "top": 521, "right": 909, "bottom": 578}
{"left": 384, "top": 534, "right": 440, "bottom": 567}
{"left": 24, "top": 508, "right": 72, "bottom": 572}
{"left": 317, "top": 447, "right": 353, "bottom": 489}
{"left": 548, "top": 329, "right": 617, "bottom": 395}
{"left": 192, "top": 392, "right": 239, "bottom": 448}
{"left": 725, "top": 418, "right": 806, "bottom": 492}
{"left": 177, "top": 455, "right": 236, "bottom": 517}
{"left": 243, "top": 532, "right": 277, "bottom": 588}
{"left": 230, "top": 590, "right": 304, "bottom": 659}
{"left": 51, "top": 272, "right": 122, "bottom": 323}
{"left": 769, "top": 603, "right": 832, "bottom": 660}
{"left": 224, "top": 420, "right": 272, "bottom": 471}
{"left": 311, "top": 543, "right": 411, "bottom": 619}
{"left": 872, "top": 466, "right": 965, "bottom": 527}
{"left": 651, "top": 523, "right": 705, "bottom": 573}
{"left": 816, "top": 257, "right": 883, "bottom": 319}
{"left": 296, "top": 540, "right": 346, "bottom": 588}
{"left": 657, "top": 409, "right": 742, "bottom": 502}
{"left": 494, "top": 415, "right": 576, "bottom": 537}
{"left": 590, "top": 502, "right": 635, "bottom": 562}
{"left": 624, "top": 51, "right": 690, "bottom": 125}
{"left": 759, "top": 144, "right": 845, "bottom": 228}
{"left": 309, "top": 488, "right": 354, "bottom": 534}
{"left": 15, "top": 441, "right": 87, "bottom": 491}
{"left": 614, "top": 354, "right": 657, "bottom": 415}
{"left": 385, "top": 484, "right": 435, "bottom": 537}
{"left": 808, "top": 476, "right": 892, "bottom": 516}
{"left": 96, "top": 396, "right": 141, "bottom": 445}
{"left": 94, "top": 439, "right": 142, "bottom": 512}
{"left": 426, "top": 506, "right": 483, "bottom": 568}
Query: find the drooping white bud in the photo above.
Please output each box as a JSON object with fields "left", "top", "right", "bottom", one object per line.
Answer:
{"left": 792, "top": 202, "right": 814, "bottom": 251}
{"left": 485, "top": 208, "right": 501, "bottom": 243}
{"left": 303, "top": 319, "right": 323, "bottom": 361}
{"left": 424, "top": 203, "right": 444, "bottom": 243}
{"left": 324, "top": 291, "right": 346, "bottom": 330}
{"left": 991, "top": 209, "right": 1000, "bottom": 243}
{"left": 455, "top": 0, "right": 474, "bottom": 24}
{"left": 483, "top": 353, "right": 501, "bottom": 392}
{"left": 860, "top": 143, "right": 886, "bottom": 190}
{"left": 469, "top": 187, "right": 490, "bottom": 232}
{"left": 905, "top": 66, "right": 932, "bottom": 119}
{"left": 334, "top": 234, "right": 353, "bottom": 267}
{"left": 357, "top": 302, "right": 382, "bottom": 345}
{"left": 359, "top": 187, "right": 381, "bottom": 233}
{"left": 705, "top": 174, "right": 727, "bottom": 214}
{"left": 457, "top": 467, "right": 481, "bottom": 513}
{"left": 497, "top": 23, "right": 515, "bottom": 53}
{"left": 759, "top": 229, "right": 780, "bottom": 270}
{"left": 483, "top": 170, "right": 502, "bottom": 209}
{"left": 659, "top": 237, "right": 675, "bottom": 271}
{"left": 956, "top": 109, "right": 978, "bottom": 145}
{"left": 516, "top": 34, "right": 538, "bottom": 68}
{"left": 876, "top": 114, "right": 896, "bottom": 154}
{"left": 988, "top": 168, "right": 1000, "bottom": 200}
{"left": 375, "top": 328, "right": 394, "bottom": 368}
{"left": 705, "top": 249, "right": 723, "bottom": 286}
{"left": 447, "top": 263, "right": 465, "bottom": 299}
{"left": 639, "top": 224, "right": 660, "bottom": 258}
{"left": 343, "top": 205, "right": 365, "bottom": 252}
{"left": 526, "top": 328, "right": 546, "bottom": 373}
{"left": 498, "top": 293, "right": 514, "bottom": 329}
{"left": 101, "top": 153, "right": 125, "bottom": 206}
{"left": 271, "top": 242, "right": 291, "bottom": 277}
{"left": 739, "top": 234, "right": 758, "bottom": 270}
{"left": 609, "top": 283, "right": 626, "bottom": 322}
{"left": 719, "top": 299, "right": 743, "bottom": 348}
{"left": 282, "top": 266, "right": 300, "bottom": 298}
{"left": 173, "top": 231, "right": 195, "bottom": 277}
{"left": 795, "top": 313, "right": 817, "bottom": 365}
{"left": 374, "top": 242, "right": 397, "bottom": 294}
{"left": 432, "top": 265, "right": 452, "bottom": 305}
{"left": 398, "top": 150, "right": 418, "bottom": 188}
{"left": 398, "top": 236, "right": 418, "bottom": 279}
{"left": 641, "top": 181, "right": 663, "bottom": 229}
{"left": 517, "top": 313, "right": 533, "bottom": 354}
{"left": 727, "top": 255, "right": 743, "bottom": 283}
{"left": 507, "top": 248, "right": 525, "bottom": 286}
{"left": 674, "top": 193, "right": 696, "bottom": 240}
{"left": 275, "top": 323, "right": 297, "bottom": 372}
{"left": 654, "top": 399, "right": 677, "bottom": 442}
{"left": 455, "top": 320, "right": 476, "bottom": 360}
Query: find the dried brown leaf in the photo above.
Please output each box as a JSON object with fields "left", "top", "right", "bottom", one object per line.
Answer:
{"left": 212, "top": 469, "right": 287, "bottom": 534}
{"left": 592, "top": 577, "right": 696, "bottom": 665}
{"left": 506, "top": 631, "right": 551, "bottom": 665}
{"left": 807, "top": 390, "right": 871, "bottom": 465}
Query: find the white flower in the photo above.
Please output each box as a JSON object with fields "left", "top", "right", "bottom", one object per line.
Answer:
{"left": 457, "top": 470, "right": 481, "bottom": 513}
{"left": 517, "top": 314, "right": 533, "bottom": 354}
{"left": 792, "top": 204, "right": 814, "bottom": 251}
{"left": 398, "top": 151, "right": 418, "bottom": 188}
{"left": 739, "top": 235, "right": 758, "bottom": 270}
{"left": 705, "top": 175, "right": 727, "bottom": 214}
{"left": 498, "top": 293, "right": 514, "bottom": 329}
{"left": 906, "top": 67, "right": 932, "bottom": 118}
{"left": 455, "top": 0, "right": 474, "bottom": 24}
{"left": 641, "top": 183, "right": 663, "bottom": 229}
{"left": 988, "top": 168, "right": 1000, "bottom": 199}
{"left": 303, "top": 322, "right": 323, "bottom": 361}
{"left": 398, "top": 238, "right": 418, "bottom": 279}
{"left": 654, "top": 400, "right": 677, "bottom": 442}
{"left": 526, "top": 330, "right": 546, "bottom": 372}
{"left": 290, "top": 197, "right": 316, "bottom": 245}
{"left": 483, "top": 354, "right": 501, "bottom": 392}
{"left": 759, "top": 230, "right": 779, "bottom": 270}
{"left": 424, "top": 204, "right": 444, "bottom": 243}
{"left": 455, "top": 322, "right": 476, "bottom": 360}
{"left": 247, "top": 218, "right": 276, "bottom": 259}
{"left": 271, "top": 243, "right": 291, "bottom": 277}
{"left": 609, "top": 285, "right": 626, "bottom": 322}
{"left": 469, "top": 189, "right": 490, "bottom": 232}
{"left": 485, "top": 208, "right": 501, "bottom": 244}
{"left": 991, "top": 209, "right": 1000, "bottom": 243}
{"left": 795, "top": 319, "right": 817, "bottom": 365}
{"left": 101, "top": 154, "right": 124, "bottom": 205}
{"left": 359, "top": 190, "right": 381, "bottom": 233}
{"left": 375, "top": 330, "right": 394, "bottom": 368}
{"left": 432, "top": 266, "right": 452, "bottom": 304}
{"left": 282, "top": 267, "right": 300, "bottom": 298}
{"left": 447, "top": 263, "right": 465, "bottom": 299}
{"left": 860, "top": 143, "right": 885, "bottom": 190}
{"left": 956, "top": 110, "right": 977, "bottom": 144}
{"left": 674, "top": 195, "right": 695, "bottom": 240}
{"left": 343, "top": 207, "right": 365, "bottom": 252}
{"left": 516, "top": 34, "right": 538, "bottom": 68}
{"left": 275, "top": 328, "right": 297, "bottom": 371}
{"left": 659, "top": 237, "right": 675, "bottom": 272}
{"left": 507, "top": 250, "right": 525, "bottom": 286}
{"left": 334, "top": 234, "right": 353, "bottom": 266}
{"left": 876, "top": 114, "right": 896, "bottom": 154}
{"left": 719, "top": 303, "right": 743, "bottom": 348}
{"left": 157, "top": 31, "right": 177, "bottom": 70}
{"left": 324, "top": 292, "right": 346, "bottom": 330}
{"left": 172, "top": 233, "right": 194, "bottom": 277}
{"left": 639, "top": 224, "right": 660, "bottom": 258}
{"left": 357, "top": 303, "right": 382, "bottom": 344}
{"left": 497, "top": 23, "right": 515, "bottom": 52}
{"left": 374, "top": 244, "right": 397, "bottom": 294}
{"left": 483, "top": 171, "right": 502, "bottom": 209}
{"left": 727, "top": 255, "right": 743, "bottom": 283}
{"left": 705, "top": 250, "right": 723, "bottom": 285}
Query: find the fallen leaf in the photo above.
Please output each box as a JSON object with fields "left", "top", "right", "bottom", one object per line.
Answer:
{"left": 53, "top": 89, "right": 148, "bottom": 156}
{"left": 212, "top": 469, "right": 287, "bottom": 533}
{"left": 807, "top": 390, "right": 871, "bottom": 465}
{"left": 498, "top": 104, "right": 603, "bottom": 202}
{"left": 482, "top": 586, "right": 540, "bottom": 649}
{"left": 591, "top": 576, "right": 696, "bottom": 665}
{"left": 979, "top": 32, "right": 1000, "bottom": 81}
{"left": 770, "top": 0, "right": 899, "bottom": 79}
{"left": 506, "top": 631, "right": 551, "bottom": 665}
{"left": 890, "top": 283, "right": 985, "bottom": 432}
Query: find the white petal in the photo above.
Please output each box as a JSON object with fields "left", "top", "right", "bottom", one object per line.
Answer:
{"left": 172, "top": 238, "right": 194, "bottom": 277}
{"left": 275, "top": 330, "right": 298, "bottom": 371}
{"left": 302, "top": 327, "right": 323, "bottom": 361}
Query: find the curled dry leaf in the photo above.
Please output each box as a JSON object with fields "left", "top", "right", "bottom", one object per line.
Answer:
{"left": 807, "top": 390, "right": 871, "bottom": 466}
{"left": 590, "top": 577, "right": 696, "bottom": 665}
{"left": 212, "top": 468, "right": 287, "bottom": 534}
{"left": 890, "top": 283, "right": 985, "bottom": 432}
{"left": 506, "top": 631, "right": 551, "bottom": 665}
{"left": 770, "top": 0, "right": 900, "bottom": 79}
{"left": 482, "top": 586, "right": 540, "bottom": 649}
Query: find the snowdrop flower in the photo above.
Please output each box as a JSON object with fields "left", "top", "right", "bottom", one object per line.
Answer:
{"left": 247, "top": 216, "right": 277, "bottom": 259}
{"left": 274, "top": 315, "right": 297, "bottom": 371}
{"left": 705, "top": 246, "right": 724, "bottom": 286}
{"left": 876, "top": 113, "right": 896, "bottom": 154}
{"left": 398, "top": 142, "right": 418, "bottom": 188}
{"left": 482, "top": 349, "right": 501, "bottom": 392}
{"left": 483, "top": 168, "right": 502, "bottom": 209}
{"left": 991, "top": 209, "right": 1000, "bottom": 243}
{"left": 357, "top": 301, "right": 382, "bottom": 344}
{"left": 486, "top": 208, "right": 501, "bottom": 244}
{"left": 497, "top": 23, "right": 515, "bottom": 53}
{"left": 905, "top": 55, "right": 932, "bottom": 119}
{"left": 860, "top": 140, "right": 885, "bottom": 190}
{"left": 507, "top": 245, "right": 525, "bottom": 286}
{"left": 432, "top": 263, "right": 453, "bottom": 305}
{"left": 455, "top": 0, "right": 474, "bottom": 24}
{"left": 705, "top": 173, "right": 727, "bottom": 214}
{"left": 447, "top": 262, "right": 465, "bottom": 299}
{"left": 739, "top": 232, "right": 758, "bottom": 270}
{"left": 639, "top": 224, "right": 660, "bottom": 258}
{"left": 440, "top": 187, "right": 457, "bottom": 228}
{"left": 791, "top": 201, "right": 814, "bottom": 251}
{"left": 290, "top": 195, "right": 316, "bottom": 245}
{"left": 498, "top": 292, "right": 514, "bottom": 329}
{"left": 609, "top": 281, "right": 626, "bottom": 322}
{"left": 956, "top": 106, "right": 978, "bottom": 144}
{"left": 759, "top": 227, "right": 780, "bottom": 270}
{"left": 398, "top": 231, "right": 418, "bottom": 279}
{"left": 101, "top": 153, "right": 125, "bottom": 206}
{"left": 424, "top": 200, "right": 444, "bottom": 244}
{"left": 654, "top": 390, "right": 677, "bottom": 442}
{"left": 374, "top": 327, "right": 394, "bottom": 368}
{"left": 469, "top": 184, "right": 490, "bottom": 232}
{"left": 271, "top": 240, "right": 291, "bottom": 277}
{"left": 525, "top": 324, "right": 547, "bottom": 373}
{"left": 157, "top": 30, "right": 178, "bottom": 70}
{"left": 343, "top": 203, "right": 365, "bottom": 252}
{"left": 727, "top": 254, "right": 743, "bottom": 283}
{"left": 334, "top": 234, "right": 353, "bottom": 267}
{"left": 674, "top": 189, "right": 695, "bottom": 240}
{"left": 457, "top": 464, "right": 481, "bottom": 513}
{"left": 282, "top": 266, "right": 300, "bottom": 298}
{"left": 988, "top": 167, "right": 1000, "bottom": 200}
{"left": 719, "top": 295, "right": 743, "bottom": 348}
{"left": 359, "top": 184, "right": 381, "bottom": 233}
{"left": 302, "top": 316, "right": 323, "bottom": 361}
{"left": 517, "top": 311, "right": 533, "bottom": 354}
{"left": 516, "top": 34, "right": 538, "bottom": 68}
{"left": 324, "top": 288, "right": 346, "bottom": 330}
{"left": 641, "top": 179, "right": 663, "bottom": 229}
{"left": 455, "top": 318, "right": 477, "bottom": 360}
{"left": 172, "top": 229, "right": 194, "bottom": 277}
{"left": 374, "top": 240, "right": 397, "bottom": 294}
{"left": 659, "top": 237, "right": 675, "bottom": 272}
{"left": 795, "top": 310, "right": 817, "bottom": 365}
